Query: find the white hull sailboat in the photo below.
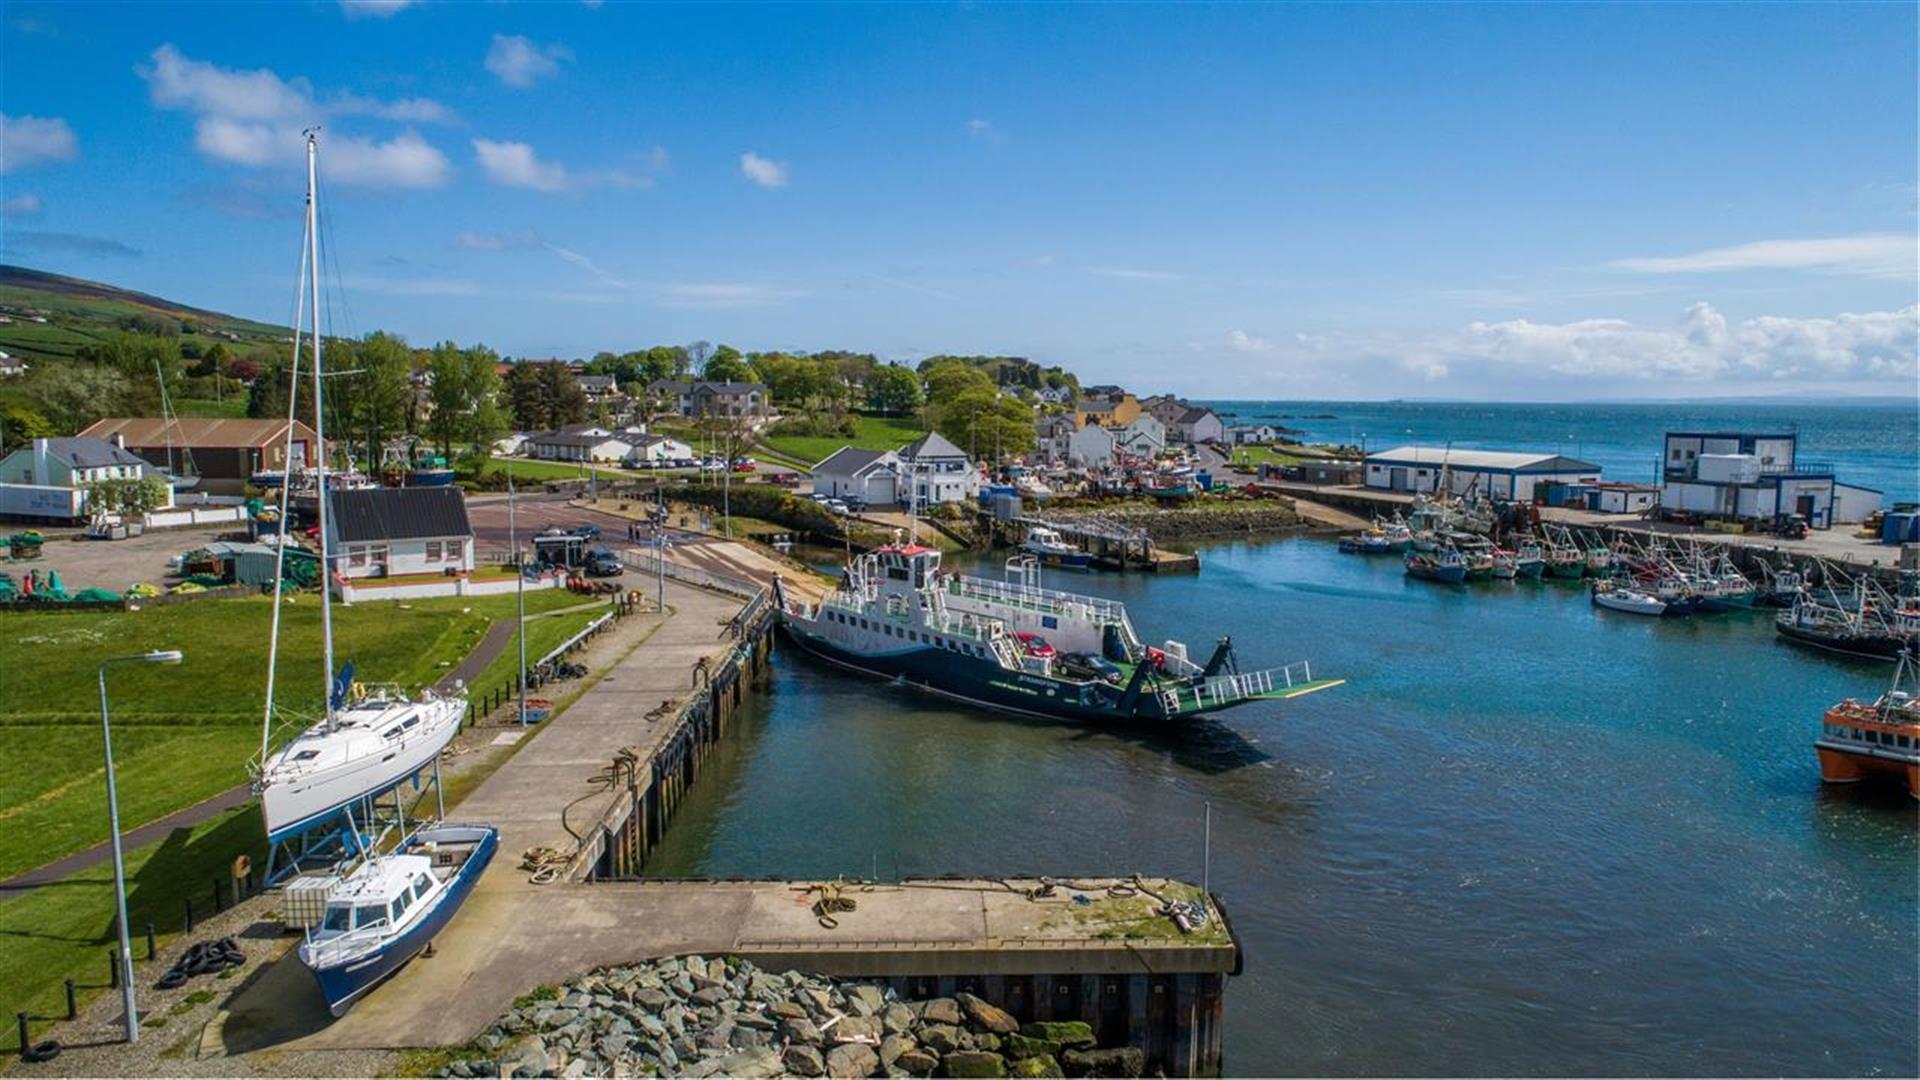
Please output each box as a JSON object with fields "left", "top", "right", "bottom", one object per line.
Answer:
{"left": 252, "top": 132, "right": 466, "bottom": 847}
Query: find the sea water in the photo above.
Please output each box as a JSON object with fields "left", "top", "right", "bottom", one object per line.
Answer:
{"left": 1197, "top": 399, "right": 1919, "bottom": 504}
{"left": 649, "top": 538, "right": 1917, "bottom": 1075}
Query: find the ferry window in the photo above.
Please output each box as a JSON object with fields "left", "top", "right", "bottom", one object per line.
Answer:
{"left": 322, "top": 905, "right": 351, "bottom": 932}
{"left": 414, "top": 873, "right": 434, "bottom": 895}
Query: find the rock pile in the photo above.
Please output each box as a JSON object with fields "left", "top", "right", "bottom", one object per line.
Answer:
{"left": 435, "top": 956, "right": 1148, "bottom": 1079}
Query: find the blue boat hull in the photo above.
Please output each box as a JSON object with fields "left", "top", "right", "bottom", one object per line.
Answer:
{"left": 1406, "top": 563, "right": 1467, "bottom": 584}
{"left": 408, "top": 469, "right": 456, "bottom": 487}
{"left": 1025, "top": 548, "right": 1093, "bottom": 569}
{"left": 308, "top": 826, "right": 498, "bottom": 1015}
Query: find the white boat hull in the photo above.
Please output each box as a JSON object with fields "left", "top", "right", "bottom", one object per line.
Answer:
{"left": 260, "top": 698, "right": 464, "bottom": 842}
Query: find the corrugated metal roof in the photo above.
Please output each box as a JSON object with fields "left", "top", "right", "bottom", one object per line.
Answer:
{"left": 1366, "top": 445, "right": 1601, "bottom": 472}
{"left": 79, "top": 417, "right": 316, "bottom": 450}
{"left": 328, "top": 487, "right": 472, "bottom": 543}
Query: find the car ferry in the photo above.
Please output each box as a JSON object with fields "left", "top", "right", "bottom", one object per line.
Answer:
{"left": 1815, "top": 652, "right": 1919, "bottom": 798}
{"left": 774, "top": 543, "right": 1338, "bottom": 723}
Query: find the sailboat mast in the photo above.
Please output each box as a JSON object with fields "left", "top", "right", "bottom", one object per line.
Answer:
{"left": 306, "top": 131, "right": 338, "bottom": 729}
{"left": 260, "top": 201, "right": 312, "bottom": 766}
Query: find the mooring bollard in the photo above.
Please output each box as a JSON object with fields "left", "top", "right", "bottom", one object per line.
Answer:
{"left": 146, "top": 921, "right": 156, "bottom": 960}
{"left": 65, "top": 978, "right": 76, "bottom": 1020}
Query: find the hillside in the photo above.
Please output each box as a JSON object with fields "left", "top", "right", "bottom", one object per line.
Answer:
{"left": 0, "top": 265, "right": 290, "bottom": 363}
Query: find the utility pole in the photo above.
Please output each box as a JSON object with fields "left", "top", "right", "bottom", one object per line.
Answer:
{"left": 510, "top": 470, "right": 527, "bottom": 725}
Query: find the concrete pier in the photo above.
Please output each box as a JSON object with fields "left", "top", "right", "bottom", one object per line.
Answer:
{"left": 195, "top": 565, "right": 1240, "bottom": 1074}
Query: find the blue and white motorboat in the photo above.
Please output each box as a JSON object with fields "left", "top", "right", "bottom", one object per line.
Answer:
{"left": 299, "top": 823, "right": 498, "bottom": 1015}
{"left": 1020, "top": 526, "right": 1092, "bottom": 569}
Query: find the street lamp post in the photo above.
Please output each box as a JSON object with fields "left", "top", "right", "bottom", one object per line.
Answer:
{"left": 98, "top": 648, "right": 184, "bottom": 1044}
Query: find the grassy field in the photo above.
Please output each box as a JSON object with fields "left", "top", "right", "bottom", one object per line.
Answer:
{"left": 0, "top": 587, "right": 595, "bottom": 883}
{"left": 759, "top": 412, "right": 926, "bottom": 467}
{"left": 0, "top": 802, "right": 266, "bottom": 1055}
{"left": 174, "top": 396, "right": 249, "bottom": 419}
{"left": 1226, "top": 443, "right": 1307, "bottom": 468}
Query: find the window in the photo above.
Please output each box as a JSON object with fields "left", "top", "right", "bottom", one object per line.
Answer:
{"left": 393, "top": 889, "right": 413, "bottom": 918}
{"left": 445, "top": 539, "right": 464, "bottom": 562}
{"left": 414, "top": 873, "right": 434, "bottom": 896}
{"left": 349, "top": 546, "right": 368, "bottom": 568}
{"left": 322, "top": 905, "right": 352, "bottom": 933}
{"left": 354, "top": 904, "right": 389, "bottom": 931}
{"left": 425, "top": 541, "right": 443, "bottom": 561}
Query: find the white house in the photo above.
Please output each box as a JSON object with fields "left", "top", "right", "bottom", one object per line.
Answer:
{"left": 0, "top": 436, "right": 174, "bottom": 520}
{"left": 0, "top": 351, "right": 25, "bottom": 377}
{"left": 327, "top": 486, "right": 475, "bottom": 581}
{"left": 1590, "top": 483, "right": 1659, "bottom": 514}
{"left": 1114, "top": 414, "right": 1167, "bottom": 457}
{"left": 1172, "top": 406, "right": 1226, "bottom": 446}
{"left": 812, "top": 447, "right": 900, "bottom": 507}
{"left": 625, "top": 434, "right": 694, "bottom": 465}
{"left": 524, "top": 425, "right": 633, "bottom": 464}
{"left": 1064, "top": 424, "right": 1115, "bottom": 469}
{"left": 1224, "top": 423, "right": 1279, "bottom": 446}
{"left": 897, "top": 432, "right": 980, "bottom": 506}
{"left": 1365, "top": 446, "right": 1601, "bottom": 501}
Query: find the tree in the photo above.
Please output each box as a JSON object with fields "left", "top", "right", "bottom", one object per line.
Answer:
{"left": 190, "top": 341, "right": 230, "bottom": 378}
{"left": 423, "top": 341, "right": 508, "bottom": 455}
{"left": 351, "top": 331, "right": 419, "bottom": 457}
{"left": 702, "top": 351, "right": 754, "bottom": 384}
{"left": 921, "top": 359, "right": 993, "bottom": 406}
{"left": 85, "top": 474, "right": 169, "bottom": 517}
{"left": 683, "top": 341, "right": 712, "bottom": 378}
{"left": 0, "top": 403, "right": 56, "bottom": 454}
{"left": 933, "top": 386, "right": 1035, "bottom": 463}
{"left": 504, "top": 361, "right": 589, "bottom": 432}
{"left": 752, "top": 352, "right": 820, "bottom": 406}
{"left": 24, "top": 363, "right": 131, "bottom": 434}
{"left": 866, "top": 364, "right": 924, "bottom": 415}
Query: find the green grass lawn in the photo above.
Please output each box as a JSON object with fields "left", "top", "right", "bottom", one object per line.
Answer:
{"left": 0, "top": 802, "right": 266, "bottom": 1055}
{"left": 0, "top": 588, "right": 591, "bottom": 883}
{"left": 760, "top": 412, "right": 927, "bottom": 468}
{"left": 173, "top": 396, "right": 249, "bottom": 419}
{"left": 1227, "top": 443, "right": 1307, "bottom": 468}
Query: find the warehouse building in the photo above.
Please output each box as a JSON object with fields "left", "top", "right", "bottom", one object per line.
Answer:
{"left": 1658, "top": 430, "right": 1880, "bottom": 529}
{"left": 1364, "top": 445, "right": 1601, "bottom": 501}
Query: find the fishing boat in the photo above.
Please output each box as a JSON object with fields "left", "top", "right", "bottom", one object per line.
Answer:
{"left": 408, "top": 454, "right": 457, "bottom": 488}
{"left": 1404, "top": 547, "right": 1468, "bottom": 584}
{"left": 299, "top": 823, "right": 498, "bottom": 1014}
{"left": 1338, "top": 530, "right": 1396, "bottom": 555}
{"left": 1490, "top": 549, "right": 1519, "bottom": 579}
{"left": 1582, "top": 540, "right": 1613, "bottom": 577}
{"left": 1512, "top": 539, "right": 1546, "bottom": 579}
{"left": 253, "top": 133, "right": 468, "bottom": 845}
{"left": 1756, "top": 565, "right": 1805, "bottom": 608}
{"left": 1776, "top": 599, "right": 1917, "bottom": 662}
{"left": 773, "top": 543, "right": 1339, "bottom": 724}
{"left": 1590, "top": 581, "right": 1667, "bottom": 616}
{"left": 1815, "top": 651, "right": 1919, "bottom": 798}
{"left": 1020, "top": 525, "right": 1092, "bottom": 569}
{"left": 1447, "top": 533, "right": 1495, "bottom": 580}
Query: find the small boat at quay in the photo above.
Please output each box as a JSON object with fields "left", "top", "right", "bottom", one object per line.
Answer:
{"left": 1776, "top": 599, "right": 1919, "bottom": 662}
{"left": 1490, "top": 549, "right": 1519, "bottom": 579}
{"left": 1339, "top": 531, "right": 1396, "bottom": 555}
{"left": 1591, "top": 580, "right": 1667, "bottom": 617}
{"left": 1020, "top": 526, "right": 1092, "bottom": 569}
{"left": 299, "top": 823, "right": 498, "bottom": 1014}
{"left": 775, "top": 543, "right": 1340, "bottom": 724}
{"left": 1447, "top": 533, "right": 1495, "bottom": 580}
{"left": 1405, "top": 548, "right": 1468, "bottom": 584}
{"left": 1512, "top": 540, "right": 1546, "bottom": 579}
{"left": 1816, "top": 650, "right": 1919, "bottom": 798}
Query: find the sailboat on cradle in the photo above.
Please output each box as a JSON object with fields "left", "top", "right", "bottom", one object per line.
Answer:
{"left": 251, "top": 131, "right": 467, "bottom": 847}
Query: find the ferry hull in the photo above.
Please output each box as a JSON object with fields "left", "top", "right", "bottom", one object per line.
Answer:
{"left": 306, "top": 825, "right": 497, "bottom": 1015}
{"left": 1816, "top": 744, "right": 1920, "bottom": 799}
{"left": 781, "top": 620, "right": 1210, "bottom": 724}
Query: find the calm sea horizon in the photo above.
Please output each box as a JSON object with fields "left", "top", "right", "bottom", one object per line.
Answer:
{"left": 1194, "top": 399, "right": 1919, "bottom": 505}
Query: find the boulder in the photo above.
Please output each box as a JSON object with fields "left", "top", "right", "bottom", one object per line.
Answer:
{"left": 783, "top": 1017, "right": 825, "bottom": 1045}
{"left": 879, "top": 1033, "right": 917, "bottom": 1068}
{"left": 784, "top": 1044, "right": 828, "bottom": 1077}
{"left": 826, "top": 1042, "right": 881, "bottom": 1079}
{"left": 1011, "top": 1055, "right": 1064, "bottom": 1079}
{"left": 689, "top": 985, "right": 729, "bottom": 1007}
{"left": 1002, "top": 1035, "right": 1060, "bottom": 1061}
{"left": 1060, "top": 1047, "right": 1145, "bottom": 1078}
{"left": 847, "top": 985, "right": 887, "bottom": 1016}
{"left": 770, "top": 1000, "right": 810, "bottom": 1021}
{"left": 919, "top": 1025, "right": 968, "bottom": 1056}
{"left": 895, "top": 1049, "right": 940, "bottom": 1076}
{"left": 1018, "top": 1022, "right": 1094, "bottom": 1049}
{"left": 881, "top": 1003, "right": 916, "bottom": 1035}
{"left": 920, "top": 998, "right": 964, "bottom": 1026}
{"left": 836, "top": 1015, "right": 884, "bottom": 1042}
{"left": 941, "top": 1050, "right": 1009, "bottom": 1078}
{"left": 955, "top": 994, "right": 1019, "bottom": 1035}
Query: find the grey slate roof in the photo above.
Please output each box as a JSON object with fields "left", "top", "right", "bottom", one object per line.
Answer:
{"left": 899, "top": 431, "right": 967, "bottom": 461}
{"left": 30, "top": 437, "right": 152, "bottom": 470}
{"left": 814, "top": 446, "right": 893, "bottom": 475}
{"left": 328, "top": 487, "right": 473, "bottom": 544}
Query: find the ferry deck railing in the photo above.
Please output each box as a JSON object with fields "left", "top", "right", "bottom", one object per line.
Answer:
{"left": 944, "top": 573, "right": 1127, "bottom": 624}
{"left": 1164, "top": 660, "right": 1318, "bottom": 714}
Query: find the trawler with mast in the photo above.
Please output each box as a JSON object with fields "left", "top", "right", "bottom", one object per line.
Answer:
{"left": 251, "top": 133, "right": 466, "bottom": 850}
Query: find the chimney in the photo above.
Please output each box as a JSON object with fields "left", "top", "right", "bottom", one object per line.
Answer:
{"left": 114, "top": 433, "right": 126, "bottom": 450}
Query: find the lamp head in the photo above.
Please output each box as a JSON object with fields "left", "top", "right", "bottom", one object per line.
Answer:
{"left": 143, "top": 649, "right": 184, "bottom": 664}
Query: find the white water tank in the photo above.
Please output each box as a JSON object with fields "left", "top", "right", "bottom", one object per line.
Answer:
{"left": 1696, "top": 453, "right": 1760, "bottom": 484}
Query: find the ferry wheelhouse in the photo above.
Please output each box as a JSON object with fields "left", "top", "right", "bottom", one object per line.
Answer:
{"left": 1815, "top": 653, "right": 1919, "bottom": 799}
{"left": 774, "top": 544, "right": 1339, "bottom": 723}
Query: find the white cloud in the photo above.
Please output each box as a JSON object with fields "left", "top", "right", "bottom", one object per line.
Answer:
{"left": 1613, "top": 233, "right": 1915, "bottom": 280}
{"left": 472, "top": 138, "right": 568, "bottom": 192}
{"left": 1200, "top": 330, "right": 1275, "bottom": 353}
{"left": 965, "top": 118, "right": 1003, "bottom": 143}
{"left": 2, "top": 193, "right": 44, "bottom": 217}
{"left": 339, "top": 0, "right": 416, "bottom": 18}
{"left": 0, "top": 115, "right": 78, "bottom": 173}
{"left": 658, "top": 283, "right": 804, "bottom": 309}
{"left": 739, "top": 151, "right": 788, "bottom": 188}
{"left": 139, "top": 45, "right": 453, "bottom": 187}
{"left": 486, "top": 34, "right": 571, "bottom": 89}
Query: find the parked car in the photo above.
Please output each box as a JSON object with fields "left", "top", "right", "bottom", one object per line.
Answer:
{"left": 824, "top": 499, "right": 851, "bottom": 516}
{"left": 584, "top": 549, "right": 624, "bottom": 577}
{"left": 570, "top": 523, "right": 602, "bottom": 540}
{"left": 731, "top": 458, "right": 757, "bottom": 473}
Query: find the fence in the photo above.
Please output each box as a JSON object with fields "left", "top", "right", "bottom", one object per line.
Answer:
{"left": 618, "top": 549, "right": 763, "bottom": 600}
{"left": 463, "top": 596, "right": 632, "bottom": 728}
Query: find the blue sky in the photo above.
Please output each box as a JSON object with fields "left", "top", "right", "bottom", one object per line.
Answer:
{"left": 2, "top": 0, "right": 1915, "bottom": 399}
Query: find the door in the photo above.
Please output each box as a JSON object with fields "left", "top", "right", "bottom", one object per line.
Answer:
{"left": 1796, "top": 494, "right": 1816, "bottom": 525}
{"left": 1390, "top": 467, "right": 1409, "bottom": 491}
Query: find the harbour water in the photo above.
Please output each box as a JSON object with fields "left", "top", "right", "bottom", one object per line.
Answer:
{"left": 649, "top": 537, "right": 1918, "bottom": 1075}
{"left": 1201, "top": 399, "right": 1920, "bottom": 504}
